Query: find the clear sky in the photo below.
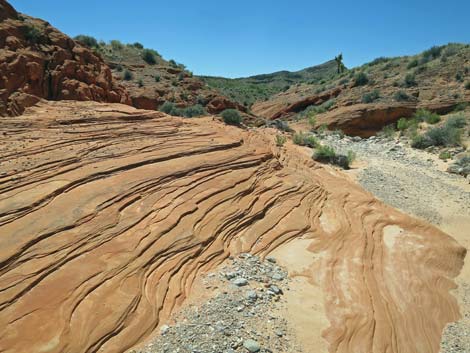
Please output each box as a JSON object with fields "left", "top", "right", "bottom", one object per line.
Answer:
{"left": 9, "top": 0, "right": 470, "bottom": 78}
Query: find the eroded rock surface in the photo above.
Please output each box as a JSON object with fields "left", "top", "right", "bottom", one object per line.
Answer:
{"left": 0, "top": 101, "right": 466, "bottom": 353}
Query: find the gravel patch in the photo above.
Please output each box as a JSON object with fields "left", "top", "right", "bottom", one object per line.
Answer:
{"left": 134, "top": 254, "right": 302, "bottom": 353}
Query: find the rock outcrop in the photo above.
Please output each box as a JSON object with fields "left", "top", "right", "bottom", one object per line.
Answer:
{"left": 316, "top": 99, "right": 463, "bottom": 137}
{"left": 252, "top": 87, "right": 342, "bottom": 120}
{"left": 0, "top": 0, "right": 130, "bottom": 116}
{"left": 0, "top": 100, "right": 465, "bottom": 353}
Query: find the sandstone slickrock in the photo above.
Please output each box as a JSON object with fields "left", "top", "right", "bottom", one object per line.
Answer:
{"left": 0, "top": 0, "right": 130, "bottom": 116}
{"left": 0, "top": 100, "right": 466, "bottom": 353}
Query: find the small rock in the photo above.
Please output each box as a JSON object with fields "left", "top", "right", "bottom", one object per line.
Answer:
{"left": 245, "top": 290, "right": 258, "bottom": 301}
{"left": 243, "top": 339, "right": 261, "bottom": 352}
{"left": 266, "top": 256, "right": 277, "bottom": 264}
{"left": 233, "top": 278, "right": 248, "bottom": 287}
{"left": 269, "top": 285, "right": 282, "bottom": 295}
{"left": 272, "top": 273, "right": 284, "bottom": 281}
{"left": 160, "top": 324, "right": 170, "bottom": 335}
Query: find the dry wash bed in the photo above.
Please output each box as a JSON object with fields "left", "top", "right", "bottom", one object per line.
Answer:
{"left": 0, "top": 101, "right": 466, "bottom": 353}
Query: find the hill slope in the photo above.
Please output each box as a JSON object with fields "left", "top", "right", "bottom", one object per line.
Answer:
{"left": 200, "top": 60, "right": 338, "bottom": 107}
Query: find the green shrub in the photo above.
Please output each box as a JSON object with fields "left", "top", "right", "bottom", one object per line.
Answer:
{"left": 116, "top": 65, "right": 123, "bottom": 72}
{"left": 178, "top": 72, "right": 185, "bottom": 81}
{"left": 397, "top": 118, "right": 409, "bottom": 131}
{"left": 142, "top": 49, "right": 157, "bottom": 64}
{"left": 347, "top": 150, "right": 356, "bottom": 165}
{"left": 221, "top": 109, "right": 242, "bottom": 125}
{"left": 160, "top": 101, "right": 176, "bottom": 115}
{"left": 362, "top": 90, "right": 380, "bottom": 103}
{"left": 465, "top": 82, "right": 470, "bottom": 90}
{"left": 313, "top": 145, "right": 351, "bottom": 169}
{"left": 456, "top": 72, "right": 464, "bottom": 82}
{"left": 133, "top": 42, "right": 144, "bottom": 49}
{"left": 154, "top": 75, "right": 161, "bottom": 82}
{"left": 379, "top": 125, "right": 396, "bottom": 138}
{"left": 394, "top": 90, "right": 410, "bottom": 102}
{"left": 407, "top": 59, "right": 419, "bottom": 69}
{"left": 169, "top": 59, "right": 178, "bottom": 68}
{"left": 453, "top": 102, "right": 468, "bottom": 112}
{"left": 439, "top": 151, "right": 451, "bottom": 160}
{"left": 413, "top": 109, "right": 440, "bottom": 124}
{"left": 404, "top": 73, "right": 417, "bottom": 87}
{"left": 308, "top": 114, "right": 316, "bottom": 127}
{"left": 74, "top": 35, "right": 98, "bottom": 48}
{"left": 422, "top": 45, "right": 443, "bottom": 61}
{"left": 123, "top": 70, "right": 133, "bottom": 81}
{"left": 353, "top": 72, "right": 369, "bottom": 86}
{"left": 23, "top": 25, "right": 43, "bottom": 44}
{"left": 110, "top": 40, "right": 124, "bottom": 50}
{"left": 412, "top": 123, "right": 462, "bottom": 149}
{"left": 292, "top": 132, "right": 318, "bottom": 148}
{"left": 137, "top": 79, "right": 144, "bottom": 87}
{"left": 182, "top": 104, "right": 206, "bottom": 118}
{"left": 276, "top": 135, "right": 287, "bottom": 147}
{"left": 446, "top": 114, "right": 466, "bottom": 128}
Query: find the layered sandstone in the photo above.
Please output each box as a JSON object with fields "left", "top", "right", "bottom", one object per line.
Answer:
{"left": 0, "top": 0, "right": 130, "bottom": 116}
{"left": 0, "top": 100, "right": 465, "bottom": 353}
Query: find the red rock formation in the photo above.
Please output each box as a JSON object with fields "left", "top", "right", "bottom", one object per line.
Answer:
{"left": 316, "top": 99, "right": 462, "bottom": 137}
{"left": 0, "top": 100, "right": 465, "bottom": 353}
{"left": 252, "top": 87, "right": 342, "bottom": 120}
{"left": 0, "top": 0, "right": 130, "bottom": 116}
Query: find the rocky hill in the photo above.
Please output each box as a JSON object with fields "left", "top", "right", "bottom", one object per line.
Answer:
{"left": 0, "top": 0, "right": 130, "bottom": 116}
{"left": 74, "top": 37, "right": 247, "bottom": 116}
{"left": 200, "top": 60, "right": 338, "bottom": 107}
{"left": 251, "top": 44, "right": 470, "bottom": 135}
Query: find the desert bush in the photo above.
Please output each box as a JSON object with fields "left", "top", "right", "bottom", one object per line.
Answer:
{"left": 182, "top": 104, "right": 206, "bottom": 118}
{"left": 313, "top": 145, "right": 351, "bottom": 169}
{"left": 154, "top": 75, "right": 161, "bottom": 82}
{"left": 347, "top": 150, "right": 357, "bottom": 165}
{"left": 160, "top": 101, "right": 177, "bottom": 115}
{"left": 403, "top": 73, "right": 417, "bottom": 87}
{"left": 394, "top": 90, "right": 410, "bottom": 102}
{"left": 23, "top": 25, "right": 43, "bottom": 44}
{"left": 379, "top": 125, "right": 396, "bottom": 138}
{"left": 74, "top": 35, "right": 98, "bottom": 48}
{"left": 142, "top": 49, "right": 157, "bottom": 64}
{"left": 169, "top": 59, "right": 178, "bottom": 68}
{"left": 407, "top": 59, "right": 419, "bottom": 69}
{"left": 133, "top": 42, "right": 144, "bottom": 49}
{"left": 422, "top": 45, "right": 443, "bottom": 61}
{"left": 221, "top": 109, "right": 242, "bottom": 125}
{"left": 308, "top": 114, "right": 316, "bottom": 127}
{"left": 465, "top": 82, "right": 470, "bottom": 90}
{"left": 362, "top": 90, "right": 380, "bottom": 103}
{"left": 110, "top": 40, "right": 124, "bottom": 50}
{"left": 353, "top": 72, "right": 369, "bottom": 86}
{"left": 116, "top": 64, "right": 123, "bottom": 72}
{"left": 137, "top": 79, "right": 144, "bottom": 87}
{"left": 369, "top": 57, "right": 390, "bottom": 66}
{"left": 178, "top": 72, "right": 185, "bottom": 81}
{"left": 411, "top": 122, "right": 462, "bottom": 149}
{"left": 446, "top": 114, "right": 467, "bottom": 128}
{"left": 453, "top": 102, "right": 468, "bottom": 112}
{"left": 456, "top": 72, "right": 464, "bottom": 82}
{"left": 397, "top": 117, "right": 419, "bottom": 131}
{"left": 414, "top": 65, "right": 427, "bottom": 74}
{"left": 292, "top": 132, "right": 318, "bottom": 148}
{"left": 123, "top": 70, "right": 133, "bottom": 81}
{"left": 276, "top": 135, "right": 287, "bottom": 147}
{"left": 270, "top": 120, "right": 292, "bottom": 132}
{"left": 413, "top": 109, "right": 441, "bottom": 124}
{"left": 439, "top": 151, "right": 451, "bottom": 160}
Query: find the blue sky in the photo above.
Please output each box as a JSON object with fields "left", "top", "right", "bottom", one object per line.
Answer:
{"left": 10, "top": 0, "right": 470, "bottom": 78}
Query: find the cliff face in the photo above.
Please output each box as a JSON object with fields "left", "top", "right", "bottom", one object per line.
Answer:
{"left": 0, "top": 0, "right": 130, "bottom": 116}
